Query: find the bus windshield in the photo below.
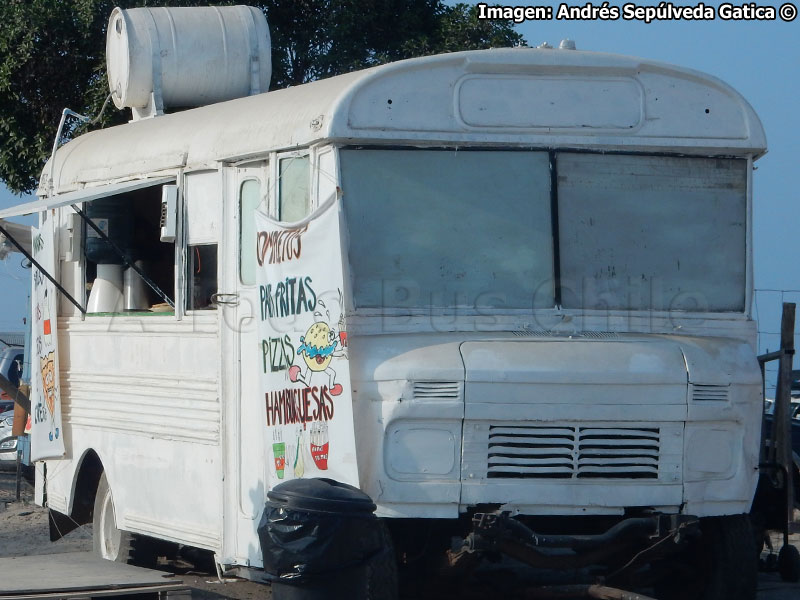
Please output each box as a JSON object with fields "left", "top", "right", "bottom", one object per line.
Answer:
{"left": 340, "top": 149, "right": 746, "bottom": 315}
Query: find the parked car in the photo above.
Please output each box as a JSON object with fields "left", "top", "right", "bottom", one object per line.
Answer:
{"left": 0, "top": 345, "right": 24, "bottom": 419}
{"left": 764, "top": 398, "right": 800, "bottom": 417}
{"left": 0, "top": 345, "right": 24, "bottom": 405}
{"left": 0, "top": 345, "right": 23, "bottom": 380}
{"left": 0, "top": 409, "right": 17, "bottom": 467}
{"left": 0, "top": 347, "right": 28, "bottom": 469}
{"left": 763, "top": 397, "right": 800, "bottom": 459}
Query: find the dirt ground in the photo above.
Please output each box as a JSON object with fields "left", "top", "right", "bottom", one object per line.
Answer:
{"left": 0, "top": 468, "right": 266, "bottom": 599}
{"left": 2, "top": 467, "right": 800, "bottom": 600}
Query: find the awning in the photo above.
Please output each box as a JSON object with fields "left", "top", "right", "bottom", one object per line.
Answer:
{"left": 0, "top": 220, "right": 32, "bottom": 255}
{"left": 0, "top": 176, "right": 175, "bottom": 220}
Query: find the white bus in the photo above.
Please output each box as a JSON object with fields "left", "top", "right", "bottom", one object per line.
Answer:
{"left": 0, "top": 6, "right": 766, "bottom": 599}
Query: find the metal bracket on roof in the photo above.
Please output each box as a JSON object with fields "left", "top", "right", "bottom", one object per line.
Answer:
{"left": 49, "top": 109, "right": 90, "bottom": 196}
{"left": 130, "top": 9, "right": 165, "bottom": 121}
{"left": 242, "top": 5, "right": 263, "bottom": 95}
{"left": 131, "top": 91, "right": 164, "bottom": 122}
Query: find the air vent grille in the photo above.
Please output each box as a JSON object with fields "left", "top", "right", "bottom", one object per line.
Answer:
{"left": 579, "top": 331, "right": 620, "bottom": 339}
{"left": 412, "top": 381, "right": 461, "bottom": 400}
{"left": 487, "top": 425, "right": 660, "bottom": 480}
{"left": 692, "top": 384, "right": 729, "bottom": 402}
{"left": 511, "top": 331, "right": 619, "bottom": 339}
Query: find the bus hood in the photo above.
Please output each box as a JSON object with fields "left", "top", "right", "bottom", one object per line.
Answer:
{"left": 351, "top": 332, "right": 760, "bottom": 394}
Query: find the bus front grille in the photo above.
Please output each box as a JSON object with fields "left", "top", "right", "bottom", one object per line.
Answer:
{"left": 487, "top": 424, "right": 660, "bottom": 480}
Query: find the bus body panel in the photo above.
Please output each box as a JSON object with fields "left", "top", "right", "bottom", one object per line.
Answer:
{"left": 22, "top": 47, "right": 766, "bottom": 570}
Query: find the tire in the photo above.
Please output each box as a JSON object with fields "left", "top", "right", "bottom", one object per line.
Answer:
{"left": 778, "top": 544, "right": 800, "bottom": 582}
{"left": 700, "top": 515, "right": 758, "bottom": 600}
{"left": 655, "top": 514, "right": 758, "bottom": 600}
{"left": 366, "top": 521, "right": 399, "bottom": 600}
{"left": 92, "top": 472, "right": 158, "bottom": 567}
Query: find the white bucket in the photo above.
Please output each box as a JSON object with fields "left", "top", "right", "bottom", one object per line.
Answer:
{"left": 87, "top": 264, "right": 124, "bottom": 313}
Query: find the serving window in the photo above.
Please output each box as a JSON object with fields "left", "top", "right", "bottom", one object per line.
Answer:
{"left": 82, "top": 185, "right": 176, "bottom": 314}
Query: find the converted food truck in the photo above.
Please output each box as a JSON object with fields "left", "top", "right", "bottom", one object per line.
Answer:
{"left": 0, "top": 6, "right": 766, "bottom": 599}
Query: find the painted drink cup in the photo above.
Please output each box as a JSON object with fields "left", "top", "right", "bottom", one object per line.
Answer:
{"left": 273, "top": 442, "right": 286, "bottom": 478}
{"left": 311, "top": 441, "right": 329, "bottom": 470}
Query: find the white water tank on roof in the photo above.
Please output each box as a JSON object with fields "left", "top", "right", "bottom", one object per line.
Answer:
{"left": 106, "top": 5, "right": 271, "bottom": 119}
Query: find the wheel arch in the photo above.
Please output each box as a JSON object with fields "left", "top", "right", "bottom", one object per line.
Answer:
{"left": 50, "top": 448, "right": 105, "bottom": 541}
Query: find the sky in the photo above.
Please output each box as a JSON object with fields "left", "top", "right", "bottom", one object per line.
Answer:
{"left": 0, "top": 190, "right": 33, "bottom": 333}
{"left": 0, "top": 1, "right": 798, "bottom": 386}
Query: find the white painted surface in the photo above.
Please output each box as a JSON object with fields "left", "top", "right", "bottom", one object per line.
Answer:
{"left": 185, "top": 171, "right": 221, "bottom": 245}
{"left": 222, "top": 164, "right": 269, "bottom": 566}
{"left": 38, "top": 48, "right": 765, "bottom": 194}
{"left": 457, "top": 76, "right": 642, "bottom": 128}
{"left": 349, "top": 332, "right": 759, "bottom": 517}
{"left": 51, "top": 314, "right": 223, "bottom": 550}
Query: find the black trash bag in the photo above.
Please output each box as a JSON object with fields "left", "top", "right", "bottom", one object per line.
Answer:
{"left": 258, "top": 478, "right": 384, "bottom": 582}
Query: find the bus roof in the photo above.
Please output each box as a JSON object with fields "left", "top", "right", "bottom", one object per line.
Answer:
{"left": 40, "top": 47, "right": 766, "bottom": 196}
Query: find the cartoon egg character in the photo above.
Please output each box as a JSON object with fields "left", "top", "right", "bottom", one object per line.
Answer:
{"left": 299, "top": 322, "right": 337, "bottom": 372}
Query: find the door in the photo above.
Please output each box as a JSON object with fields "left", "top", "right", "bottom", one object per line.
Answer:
{"left": 223, "top": 162, "right": 270, "bottom": 566}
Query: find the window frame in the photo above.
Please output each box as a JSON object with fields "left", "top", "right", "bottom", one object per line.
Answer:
{"left": 238, "top": 177, "right": 263, "bottom": 287}
{"left": 336, "top": 146, "right": 752, "bottom": 320}
{"left": 339, "top": 147, "right": 556, "bottom": 311}
{"left": 64, "top": 178, "right": 182, "bottom": 319}
{"left": 554, "top": 151, "right": 748, "bottom": 314}
{"left": 276, "top": 150, "right": 312, "bottom": 224}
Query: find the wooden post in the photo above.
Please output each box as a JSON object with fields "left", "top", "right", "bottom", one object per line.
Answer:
{"left": 775, "top": 302, "right": 795, "bottom": 545}
{"left": 15, "top": 448, "right": 21, "bottom": 501}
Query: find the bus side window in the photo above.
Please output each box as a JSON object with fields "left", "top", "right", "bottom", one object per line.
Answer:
{"left": 278, "top": 155, "right": 310, "bottom": 222}
{"left": 187, "top": 244, "right": 218, "bottom": 310}
{"left": 239, "top": 179, "right": 261, "bottom": 286}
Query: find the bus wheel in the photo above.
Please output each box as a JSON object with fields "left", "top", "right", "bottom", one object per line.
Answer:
{"left": 655, "top": 514, "right": 757, "bottom": 600}
{"left": 92, "top": 472, "right": 135, "bottom": 563}
{"left": 366, "top": 522, "right": 399, "bottom": 600}
{"left": 778, "top": 544, "right": 800, "bottom": 582}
